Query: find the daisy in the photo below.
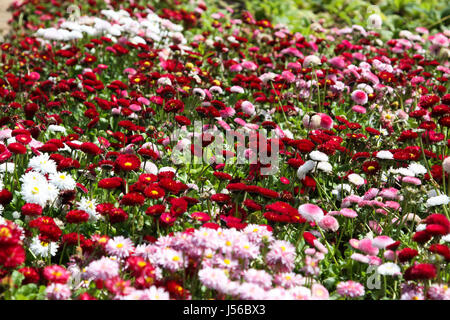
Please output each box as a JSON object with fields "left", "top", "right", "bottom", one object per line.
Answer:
{"left": 28, "top": 154, "right": 57, "bottom": 174}
{"left": 377, "top": 263, "right": 401, "bottom": 276}
{"left": 49, "top": 172, "right": 76, "bottom": 191}
{"left": 376, "top": 150, "right": 394, "bottom": 160}
{"left": 45, "top": 283, "right": 71, "bottom": 300}
{"left": 20, "top": 181, "right": 51, "bottom": 207}
{"left": 348, "top": 173, "right": 365, "bottom": 186}
{"left": 298, "top": 203, "right": 324, "bottom": 222}
{"left": 77, "top": 197, "right": 100, "bottom": 221}
{"left": 336, "top": 280, "right": 365, "bottom": 298}
{"left": 29, "top": 236, "right": 59, "bottom": 258}
{"left": 105, "top": 236, "right": 134, "bottom": 258}
{"left": 296, "top": 160, "right": 316, "bottom": 180}
{"left": 309, "top": 150, "right": 329, "bottom": 162}
{"left": 426, "top": 195, "right": 450, "bottom": 208}
{"left": 84, "top": 257, "right": 120, "bottom": 281}
{"left": 144, "top": 286, "right": 170, "bottom": 300}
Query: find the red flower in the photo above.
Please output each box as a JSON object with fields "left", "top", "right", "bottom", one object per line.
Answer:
{"left": 0, "top": 244, "right": 25, "bottom": 268}
{"left": 98, "top": 177, "right": 124, "bottom": 189}
{"left": 422, "top": 214, "right": 450, "bottom": 234}
{"left": 114, "top": 154, "right": 141, "bottom": 172}
{"left": 138, "top": 174, "right": 158, "bottom": 185}
{"left": 412, "top": 230, "right": 432, "bottom": 244}
{"left": 18, "top": 267, "right": 40, "bottom": 284}
{"left": 120, "top": 192, "right": 146, "bottom": 206}
{"left": 144, "top": 184, "right": 165, "bottom": 199}
{"left": 428, "top": 244, "right": 450, "bottom": 261}
{"left": 404, "top": 263, "right": 437, "bottom": 281}
{"left": 7, "top": 142, "right": 27, "bottom": 154}
{"left": 362, "top": 161, "right": 380, "bottom": 175}
{"left": 397, "top": 248, "right": 419, "bottom": 263}
{"left": 79, "top": 142, "right": 102, "bottom": 156}
{"left": 62, "top": 232, "right": 86, "bottom": 246}
{"left": 66, "top": 210, "right": 89, "bottom": 224}
{"left": 22, "top": 203, "right": 42, "bottom": 216}
{"left": 0, "top": 189, "right": 13, "bottom": 206}
{"left": 146, "top": 204, "right": 166, "bottom": 216}
{"left": 108, "top": 207, "right": 129, "bottom": 224}
{"left": 213, "top": 171, "right": 232, "bottom": 180}
{"left": 170, "top": 197, "right": 188, "bottom": 217}
{"left": 43, "top": 265, "right": 70, "bottom": 284}
{"left": 210, "top": 193, "right": 231, "bottom": 203}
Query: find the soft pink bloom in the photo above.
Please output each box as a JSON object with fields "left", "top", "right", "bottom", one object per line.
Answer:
{"left": 351, "top": 105, "right": 367, "bottom": 114}
{"left": 351, "top": 90, "right": 368, "bottom": 105}
{"left": 318, "top": 215, "right": 339, "bottom": 232}
{"left": 298, "top": 204, "right": 324, "bottom": 223}
{"left": 336, "top": 281, "right": 365, "bottom": 298}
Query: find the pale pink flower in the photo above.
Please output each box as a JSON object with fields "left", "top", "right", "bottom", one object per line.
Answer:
{"left": 298, "top": 204, "right": 324, "bottom": 223}
{"left": 336, "top": 281, "right": 365, "bottom": 298}
{"left": 318, "top": 215, "right": 339, "bottom": 232}
{"left": 106, "top": 236, "right": 135, "bottom": 258}
{"left": 46, "top": 283, "right": 71, "bottom": 300}
{"left": 351, "top": 90, "right": 368, "bottom": 105}
{"left": 311, "top": 284, "right": 329, "bottom": 300}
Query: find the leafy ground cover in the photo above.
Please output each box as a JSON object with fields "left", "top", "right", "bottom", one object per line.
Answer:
{"left": 0, "top": 0, "right": 448, "bottom": 300}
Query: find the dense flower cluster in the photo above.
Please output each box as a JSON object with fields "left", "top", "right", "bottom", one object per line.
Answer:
{"left": 0, "top": 0, "right": 448, "bottom": 300}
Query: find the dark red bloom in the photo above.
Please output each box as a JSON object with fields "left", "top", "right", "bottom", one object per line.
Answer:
{"left": 428, "top": 244, "right": 450, "bottom": 261}
{"left": 66, "top": 210, "right": 90, "bottom": 224}
{"left": 114, "top": 154, "right": 141, "bottom": 172}
{"left": 404, "top": 263, "right": 437, "bottom": 281}
{"left": 397, "top": 248, "right": 419, "bottom": 263}
{"left": 0, "top": 189, "right": 13, "bottom": 206}
{"left": 120, "top": 192, "right": 146, "bottom": 206}
{"left": 79, "top": 142, "right": 102, "bottom": 156}
{"left": 98, "top": 177, "right": 124, "bottom": 190}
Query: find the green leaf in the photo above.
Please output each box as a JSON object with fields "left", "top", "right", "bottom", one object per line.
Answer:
{"left": 11, "top": 270, "right": 25, "bottom": 287}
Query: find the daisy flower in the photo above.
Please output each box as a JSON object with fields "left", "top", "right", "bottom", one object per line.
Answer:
{"left": 49, "top": 172, "right": 76, "bottom": 191}
{"left": 29, "top": 236, "right": 59, "bottom": 258}
{"left": 336, "top": 280, "right": 365, "bottom": 298}
{"left": 105, "top": 236, "right": 134, "bottom": 258}
{"left": 28, "top": 154, "right": 57, "bottom": 174}
{"left": 377, "top": 263, "right": 401, "bottom": 276}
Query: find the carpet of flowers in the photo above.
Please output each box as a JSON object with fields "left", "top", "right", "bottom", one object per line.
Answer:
{"left": 0, "top": 0, "right": 449, "bottom": 300}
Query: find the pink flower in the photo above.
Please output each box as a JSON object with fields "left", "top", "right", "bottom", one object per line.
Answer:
{"left": 298, "top": 204, "right": 324, "bottom": 223}
{"left": 351, "top": 105, "right": 367, "bottom": 114}
{"left": 241, "top": 101, "right": 256, "bottom": 116}
{"left": 106, "top": 236, "right": 135, "bottom": 258}
{"left": 318, "top": 215, "right": 339, "bottom": 232}
{"left": 46, "top": 283, "right": 71, "bottom": 300}
{"left": 281, "top": 70, "right": 295, "bottom": 83}
{"left": 311, "top": 284, "right": 329, "bottom": 300}
{"left": 336, "top": 281, "right": 365, "bottom": 298}
{"left": 351, "top": 90, "right": 368, "bottom": 105}
{"left": 372, "top": 235, "right": 395, "bottom": 249}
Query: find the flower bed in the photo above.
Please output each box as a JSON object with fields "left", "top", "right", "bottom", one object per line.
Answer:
{"left": 0, "top": 0, "right": 448, "bottom": 300}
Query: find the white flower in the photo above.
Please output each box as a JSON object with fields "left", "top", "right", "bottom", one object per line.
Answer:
{"left": 297, "top": 160, "right": 316, "bottom": 180}
{"left": 49, "top": 172, "right": 76, "bottom": 191}
{"left": 145, "top": 286, "right": 170, "bottom": 300}
{"left": 408, "top": 162, "right": 427, "bottom": 176}
{"left": 443, "top": 157, "right": 450, "bottom": 173}
{"left": 20, "top": 181, "right": 50, "bottom": 207}
{"left": 28, "top": 154, "right": 57, "bottom": 174}
{"left": 317, "top": 161, "right": 332, "bottom": 173}
{"left": 303, "top": 55, "right": 321, "bottom": 67}
{"left": 376, "top": 150, "right": 393, "bottom": 160}
{"left": 416, "top": 224, "right": 427, "bottom": 231}
{"left": 141, "top": 161, "right": 158, "bottom": 175}
{"left": 426, "top": 195, "right": 450, "bottom": 207}
{"left": 377, "top": 263, "right": 401, "bottom": 276}
{"left": 29, "top": 236, "right": 59, "bottom": 258}
{"left": 309, "top": 151, "right": 329, "bottom": 162}
{"left": 348, "top": 173, "right": 365, "bottom": 186}
{"left": 397, "top": 167, "right": 415, "bottom": 177}
{"left": 367, "top": 14, "right": 382, "bottom": 30}
{"left": 442, "top": 234, "right": 450, "bottom": 242}
{"left": 0, "top": 162, "right": 15, "bottom": 173}
{"left": 47, "top": 125, "right": 67, "bottom": 134}
{"left": 77, "top": 197, "right": 100, "bottom": 221}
